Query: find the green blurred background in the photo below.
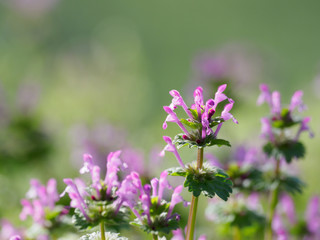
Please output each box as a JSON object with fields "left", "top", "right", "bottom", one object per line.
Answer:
{"left": 0, "top": 0, "right": 319, "bottom": 238}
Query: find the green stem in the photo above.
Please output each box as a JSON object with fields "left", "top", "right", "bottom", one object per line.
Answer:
{"left": 100, "top": 220, "right": 106, "bottom": 240}
{"left": 152, "top": 234, "right": 158, "bottom": 240}
{"left": 265, "top": 159, "right": 281, "bottom": 240}
{"left": 186, "top": 148, "right": 203, "bottom": 240}
{"left": 233, "top": 226, "right": 241, "bottom": 240}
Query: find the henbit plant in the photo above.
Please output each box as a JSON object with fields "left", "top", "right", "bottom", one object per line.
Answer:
{"left": 117, "top": 170, "right": 187, "bottom": 240}
{"left": 161, "top": 84, "right": 237, "bottom": 240}
{"left": 257, "top": 84, "right": 313, "bottom": 240}
{"left": 61, "top": 151, "right": 131, "bottom": 240}
{"left": 20, "top": 178, "right": 71, "bottom": 239}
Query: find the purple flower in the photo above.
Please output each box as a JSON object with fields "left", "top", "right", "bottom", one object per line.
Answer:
{"left": 160, "top": 136, "right": 185, "bottom": 168}
{"left": 289, "top": 90, "right": 306, "bottom": 112}
{"left": 163, "top": 84, "right": 237, "bottom": 145}
{"left": 260, "top": 117, "right": 275, "bottom": 142}
{"left": 9, "top": 236, "right": 22, "bottom": 240}
{"left": 277, "top": 195, "right": 320, "bottom": 239}
{"left": 258, "top": 84, "right": 313, "bottom": 146}
{"left": 169, "top": 90, "right": 194, "bottom": 119}
{"left": 257, "top": 84, "right": 272, "bottom": 106}
{"left": 117, "top": 171, "right": 185, "bottom": 232}
{"left": 272, "top": 214, "right": 289, "bottom": 240}
{"left": 279, "top": 194, "right": 296, "bottom": 225}
{"left": 213, "top": 84, "right": 228, "bottom": 108}
{"left": 0, "top": 220, "right": 24, "bottom": 240}
{"left": 305, "top": 196, "right": 320, "bottom": 236}
{"left": 295, "top": 117, "right": 314, "bottom": 140}
{"left": 163, "top": 106, "right": 190, "bottom": 136}
{"left": 20, "top": 178, "right": 59, "bottom": 225}
{"left": 61, "top": 178, "right": 90, "bottom": 220}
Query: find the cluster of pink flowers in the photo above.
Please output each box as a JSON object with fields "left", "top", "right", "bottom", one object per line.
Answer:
{"left": 257, "top": 84, "right": 313, "bottom": 143}
{"left": 61, "top": 151, "right": 126, "bottom": 220}
{"left": 163, "top": 84, "right": 237, "bottom": 146}
{"left": 20, "top": 179, "right": 60, "bottom": 226}
{"left": 117, "top": 170, "right": 186, "bottom": 230}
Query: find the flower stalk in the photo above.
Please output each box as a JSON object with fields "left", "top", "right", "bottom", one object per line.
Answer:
{"left": 186, "top": 148, "right": 203, "bottom": 240}
{"left": 265, "top": 159, "right": 281, "bottom": 240}
{"left": 100, "top": 221, "right": 106, "bottom": 240}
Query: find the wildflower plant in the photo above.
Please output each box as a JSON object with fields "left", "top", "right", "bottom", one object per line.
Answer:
{"left": 19, "top": 178, "right": 72, "bottom": 239}
{"left": 61, "top": 151, "right": 130, "bottom": 240}
{"left": 257, "top": 84, "right": 313, "bottom": 239}
{"left": 161, "top": 85, "right": 237, "bottom": 239}
{"left": 117, "top": 171, "right": 186, "bottom": 239}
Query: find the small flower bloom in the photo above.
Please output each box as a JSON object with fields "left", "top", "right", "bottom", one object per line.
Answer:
{"left": 160, "top": 136, "right": 185, "bottom": 168}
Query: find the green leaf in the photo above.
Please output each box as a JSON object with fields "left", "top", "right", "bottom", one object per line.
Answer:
{"left": 184, "top": 163, "right": 233, "bottom": 200}
{"left": 131, "top": 212, "right": 180, "bottom": 235}
{"left": 263, "top": 141, "right": 305, "bottom": 163}
{"left": 180, "top": 118, "right": 201, "bottom": 129}
{"left": 272, "top": 109, "right": 301, "bottom": 129}
{"left": 72, "top": 202, "right": 130, "bottom": 231}
{"left": 209, "top": 117, "right": 224, "bottom": 128}
{"left": 206, "top": 138, "right": 231, "bottom": 147}
{"left": 189, "top": 109, "right": 198, "bottom": 120}
{"left": 280, "top": 176, "right": 305, "bottom": 195}
{"left": 73, "top": 208, "right": 98, "bottom": 230}
{"left": 172, "top": 133, "right": 231, "bottom": 149}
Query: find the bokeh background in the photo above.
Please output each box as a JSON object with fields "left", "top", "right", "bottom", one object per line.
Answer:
{"left": 0, "top": 0, "right": 319, "bottom": 238}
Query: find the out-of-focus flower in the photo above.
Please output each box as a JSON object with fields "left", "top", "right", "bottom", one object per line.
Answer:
{"left": 276, "top": 195, "right": 320, "bottom": 239}
{"left": 205, "top": 193, "right": 265, "bottom": 230}
{"left": 20, "top": 178, "right": 60, "bottom": 226}
{"left": 190, "top": 45, "right": 262, "bottom": 100}
{"left": 257, "top": 84, "right": 313, "bottom": 164}
{"left": 272, "top": 214, "right": 289, "bottom": 240}
{"left": 0, "top": 220, "right": 24, "bottom": 240}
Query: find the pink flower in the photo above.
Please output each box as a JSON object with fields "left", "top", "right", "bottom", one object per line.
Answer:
{"left": 160, "top": 136, "right": 185, "bottom": 168}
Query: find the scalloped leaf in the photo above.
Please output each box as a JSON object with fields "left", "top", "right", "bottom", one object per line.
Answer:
{"left": 263, "top": 141, "right": 305, "bottom": 163}
{"left": 184, "top": 165, "right": 233, "bottom": 200}
{"left": 173, "top": 133, "right": 231, "bottom": 149}
{"left": 280, "top": 176, "right": 305, "bottom": 195}
{"left": 73, "top": 208, "right": 98, "bottom": 230}
{"left": 131, "top": 212, "right": 180, "bottom": 235}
